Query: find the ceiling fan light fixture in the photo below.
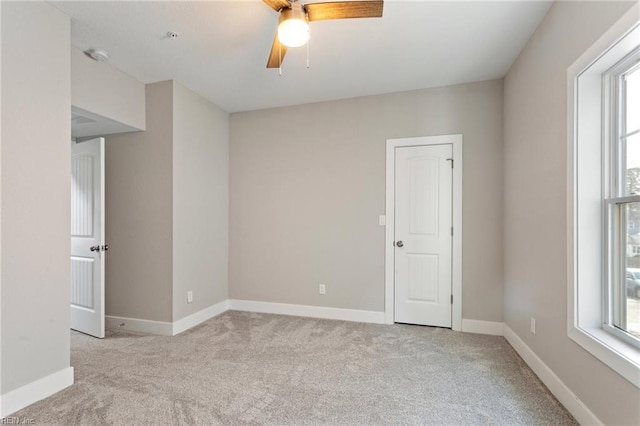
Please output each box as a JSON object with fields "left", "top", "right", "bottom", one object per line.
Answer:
{"left": 277, "top": 4, "right": 310, "bottom": 48}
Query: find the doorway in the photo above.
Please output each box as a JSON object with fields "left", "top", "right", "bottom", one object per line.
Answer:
{"left": 385, "top": 135, "right": 462, "bottom": 330}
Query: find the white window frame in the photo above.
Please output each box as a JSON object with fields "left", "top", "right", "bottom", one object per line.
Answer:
{"left": 603, "top": 52, "right": 640, "bottom": 348}
{"left": 567, "top": 5, "right": 640, "bottom": 388}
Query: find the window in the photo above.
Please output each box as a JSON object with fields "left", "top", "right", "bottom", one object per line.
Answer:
{"left": 605, "top": 52, "right": 640, "bottom": 345}
{"left": 568, "top": 8, "right": 640, "bottom": 388}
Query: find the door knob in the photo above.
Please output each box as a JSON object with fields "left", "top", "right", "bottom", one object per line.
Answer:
{"left": 90, "top": 245, "right": 100, "bottom": 252}
{"left": 101, "top": 244, "right": 109, "bottom": 251}
{"left": 395, "top": 241, "right": 404, "bottom": 247}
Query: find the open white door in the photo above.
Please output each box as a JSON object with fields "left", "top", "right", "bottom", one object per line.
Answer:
{"left": 394, "top": 144, "right": 453, "bottom": 327}
{"left": 70, "top": 137, "right": 106, "bottom": 338}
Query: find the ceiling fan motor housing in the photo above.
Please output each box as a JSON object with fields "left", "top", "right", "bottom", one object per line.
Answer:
{"left": 279, "top": 2, "right": 307, "bottom": 23}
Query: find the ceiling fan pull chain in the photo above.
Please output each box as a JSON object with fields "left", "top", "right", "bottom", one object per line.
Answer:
{"left": 306, "top": 13, "right": 311, "bottom": 69}
{"left": 279, "top": 41, "right": 283, "bottom": 76}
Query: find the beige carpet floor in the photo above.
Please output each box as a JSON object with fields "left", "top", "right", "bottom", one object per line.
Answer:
{"left": 12, "top": 311, "right": 576, "bottom": 425}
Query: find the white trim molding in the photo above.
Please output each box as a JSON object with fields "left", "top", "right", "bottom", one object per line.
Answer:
{"left": 228, "top": 299, "right": 386, "bottom": 324}
{"left": 105, "top": 315, "right": 173, "bottom": 336}
{"left": 106, "top": 300, "right": 230, "bottom": 336}
{"left": 461, "top": 319, "right": 504, "bottom": 336}
{"left": 0, "top": 367, "right": 74, "bottom": 418}
{"left": 172, "top": 300, "right": 229, "bottom": 335}
{"left": 106, "top": 299, "right": 385, "bottom": 336}
{"left": 385, "top": 134, "right": 463, "bottom": 330}
{"left": 567, "top": 3, "right": 640, "bottom": 387}
{"left": 504, "top": 326, "right": 603, "bottom": 426}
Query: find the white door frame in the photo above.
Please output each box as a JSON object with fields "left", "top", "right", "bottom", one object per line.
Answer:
{"left": 385, "top": 134, "right": 463, "bottom": 330}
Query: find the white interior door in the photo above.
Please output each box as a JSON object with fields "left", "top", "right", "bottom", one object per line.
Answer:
{"left": 70, "top": 137, "right": 105, "bottom": 338}
{"left": 394, "top": 144, "right": 453, "bottom": 327}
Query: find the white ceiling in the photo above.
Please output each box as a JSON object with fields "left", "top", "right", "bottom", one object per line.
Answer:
{"left": 51, "top": 0, "right": 553, "bottom": 113}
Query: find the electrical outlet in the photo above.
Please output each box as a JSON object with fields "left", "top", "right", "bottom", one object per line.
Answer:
{"left": 319, "top": 284, "right": 326, "bottom": 295}
{"left": 530, "top": 317, "right": 536, "bottom": 334}
{"left": 187, "top": 291, "right": 193, "bottom": 304}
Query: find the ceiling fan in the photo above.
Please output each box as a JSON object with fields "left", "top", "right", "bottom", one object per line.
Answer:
{"left": 263, "top": 0, "right": 384, "bottom": 68}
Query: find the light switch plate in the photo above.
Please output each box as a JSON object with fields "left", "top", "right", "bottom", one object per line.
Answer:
{"left": 379, "top": 215, "right": 386, "bottom": 226}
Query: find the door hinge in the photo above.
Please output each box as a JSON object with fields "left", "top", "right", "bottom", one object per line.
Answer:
{"left": 451, "top": 294, "right": 453, "bottom": 304}
{"left": 446, "top": 158, "right": 454, "bottom": 168}
{"left": 451, "top": 227, "right": 454, "bottom": 236}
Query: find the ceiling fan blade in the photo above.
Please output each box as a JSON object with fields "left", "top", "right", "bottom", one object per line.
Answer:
{"left": 266, "top": 32, "right": 288, "bottom": 68}
{"left": 305, "top": 1, "right": 383, "bottom": 22}
{"left": 263, "top": 0, "right": 291, "bottom": 12}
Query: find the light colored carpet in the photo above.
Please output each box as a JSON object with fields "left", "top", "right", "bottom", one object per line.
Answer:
{"left": 12, "top": 311, "right": 576, "bottom": 425}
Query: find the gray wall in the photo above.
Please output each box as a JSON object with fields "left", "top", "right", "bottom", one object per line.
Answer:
{"left": 71, "top": 46, "right": 145, "bottom": 131}
{"left": 172, "top": 81, "right": 229, "bottom": 321}
{"left": 230, "top": 80, "right": 504, "bottom": 321}
{"left": 0, "top": 1, "right": 71, "bottom": 393}
{"left": 106, "top": 81, "right": 174, "bottom": 322}
{"left": 503, "top": 1, "right": 639, "bottom": 425}
{"left": 106, "top": 80, "right": 229, "bottom": 324}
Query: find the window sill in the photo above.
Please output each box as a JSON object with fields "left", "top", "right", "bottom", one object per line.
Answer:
{"left": 569, "top": 325, "right": 640, "bottom": 388}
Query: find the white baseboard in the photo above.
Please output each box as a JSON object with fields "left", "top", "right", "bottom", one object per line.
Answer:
{"left": 0, "top": 367, "right": 74, "bottom": 418}
{"left": 461, "top": 319, "right": 505, "bottom": 336}
{"left": 172, "top": 300, "right": 228, "bottom": 335}
{"left": 503, "top": 325, "right": 602, "bottom": 425}
{"left": 105, "top": 315, "right": 173, "bottom": 336}
{"left": 228, "top": 299, "right": 387, "bottom": 324}
{"left": 106, "top": 301, "right": 229, "bottom": 337}
{"left": 458, "top": 320, "right": 603, "bottom": 424}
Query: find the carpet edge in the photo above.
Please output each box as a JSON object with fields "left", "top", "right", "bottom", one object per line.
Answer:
{"left": 228, "top": 299, "right": 387, "bottom": 324}
{"left": 504, "top": 325, "right": 603, "bottom": 426}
